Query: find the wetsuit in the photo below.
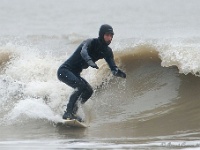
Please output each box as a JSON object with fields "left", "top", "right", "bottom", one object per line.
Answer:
{"left": 57, "top": 38, "right": 118, "bottom": 114}
{"left": 57, "top": 24, "right": 126, "bottom": 120}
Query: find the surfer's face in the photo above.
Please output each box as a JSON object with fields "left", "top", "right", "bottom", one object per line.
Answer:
{"left": 104, "top": 33, "right": 113, "bottom": 45}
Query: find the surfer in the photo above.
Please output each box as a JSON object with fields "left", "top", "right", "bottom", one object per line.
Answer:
{"left": 57, "top": 24, "right": 126, "bottom": 121}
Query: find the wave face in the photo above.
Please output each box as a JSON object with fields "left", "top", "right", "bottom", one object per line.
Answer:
{"left": 0, "top": 38, "right": 200, "bottom": 150}
{"left": 92, "top": 45, "right": 200, "bottom": 138}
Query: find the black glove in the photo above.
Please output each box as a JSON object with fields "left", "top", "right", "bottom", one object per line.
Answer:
{"left": 87, "top": 60, "right": 99, "bottom": 69}
{"left": 112, "top": 68, "right": 126, "bottom": 78}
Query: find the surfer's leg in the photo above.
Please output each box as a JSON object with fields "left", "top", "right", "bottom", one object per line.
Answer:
{"left": 66, "top": 81, "right": 89, "bottom": 121}
{"left": 57, "top": 67, "right": 80, "bottom": 89}
{"left": 57, "top": 67, "right": 84, "bottom": 120}
{"left": 70, "top": 78, "right": 93, "bottom": 122}
{"left": 79, "top": 77, "right": 93, "bottom": 104}
{"left": 67, "top": 87, "right": 82, "bottom": 113}
{"left": 70, "top": 77, "right": 93, "bottom": 112}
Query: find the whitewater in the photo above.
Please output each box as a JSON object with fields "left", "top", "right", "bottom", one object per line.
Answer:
{"left": 1, "top": 0, "right": 200, "bottom": 149}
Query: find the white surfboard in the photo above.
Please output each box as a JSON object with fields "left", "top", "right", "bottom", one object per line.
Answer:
{"left": 58, "top": 119, "right": 87, "bottom": 128}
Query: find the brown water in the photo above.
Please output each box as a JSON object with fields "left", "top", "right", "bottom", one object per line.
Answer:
{"left": 1, "top": 0, "right": 200, "bottom": 148}
{"left": 1, "top": 43, "right": 200, "bottom": 149}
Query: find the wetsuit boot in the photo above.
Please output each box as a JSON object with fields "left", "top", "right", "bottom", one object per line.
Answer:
{"left": 62, "top": 104, "right": 83, "bottom": 122}
{"left": 63, "top": 111, "right": 77, "bottom": 120}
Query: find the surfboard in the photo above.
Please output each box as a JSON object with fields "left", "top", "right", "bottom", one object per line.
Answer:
{"left": 58, "top": 119, "right": 87, "bottom": 128}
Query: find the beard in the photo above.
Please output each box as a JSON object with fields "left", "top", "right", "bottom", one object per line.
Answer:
{"left": 105, "top": 40, "right": 112, "bottom": 45}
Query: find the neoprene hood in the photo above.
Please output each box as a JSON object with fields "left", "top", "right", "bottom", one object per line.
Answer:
{"left": 99, "top": 24, "right": 114, "bottom": 39}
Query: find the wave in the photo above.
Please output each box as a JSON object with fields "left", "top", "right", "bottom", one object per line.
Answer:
{"left": 112, "top": 38, "right": 200, "bottom": 76}
{"left": 92, "top": 45, "right": 200, "bottom": 136}
{"left": 0, "top": 39, "right": 200, "bottom": 137}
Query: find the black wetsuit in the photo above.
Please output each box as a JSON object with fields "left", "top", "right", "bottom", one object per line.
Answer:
{"left": 57, "top": 38, "right": 118, "bottom": 113}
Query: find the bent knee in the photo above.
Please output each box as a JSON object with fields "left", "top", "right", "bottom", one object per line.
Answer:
{"left": 81, "top": 86, "right": 93, "bottom": 99}
{"left": 89, "top": 88, "right": 93, "bottom": 95}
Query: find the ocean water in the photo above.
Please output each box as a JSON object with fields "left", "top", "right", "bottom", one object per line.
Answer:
{"left": 1, "top": 0, "right": 200, "bottom": 149}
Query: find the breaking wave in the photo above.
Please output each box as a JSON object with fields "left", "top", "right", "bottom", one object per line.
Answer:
{"left": 0, "top": 38, "right": 200, "bottom": 138}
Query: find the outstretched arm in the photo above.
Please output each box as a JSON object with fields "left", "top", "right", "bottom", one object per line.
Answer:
{"left": 105, "top": 48, "right": 126, "bottom": 78}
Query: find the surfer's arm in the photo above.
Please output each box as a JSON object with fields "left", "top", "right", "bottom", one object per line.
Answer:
{"left": 80, "top": 39, "right": 99, "bottom": 69}
{"left": 80, "top": 39, "right": 93, "bottom": 62}
{"left": 105, "top": 48, "right": 126, "bottom": 78}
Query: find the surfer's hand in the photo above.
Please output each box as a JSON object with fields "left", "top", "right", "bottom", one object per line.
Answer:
{"left": 112, "top": 68, "right": 126, "bottom": 78}
{"left": 87, "top": 60, "right": 99, "bottom": 69}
